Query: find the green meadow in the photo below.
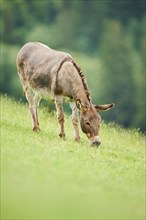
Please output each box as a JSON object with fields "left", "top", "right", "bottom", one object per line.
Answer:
{"left": 1, "top": 96, "right": 145, "bottom": 219}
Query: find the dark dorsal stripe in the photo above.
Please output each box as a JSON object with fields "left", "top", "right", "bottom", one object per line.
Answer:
{"left": 72, "top": 60, "right": 92, "bottom": 103}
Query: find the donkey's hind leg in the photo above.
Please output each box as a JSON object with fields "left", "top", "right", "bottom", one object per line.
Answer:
{"left": 25, "top": 88, "right": 41, "bottom": 132}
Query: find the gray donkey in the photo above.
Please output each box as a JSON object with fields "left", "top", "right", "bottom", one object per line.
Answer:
{"left": 16, "top": 42, "right": 115, "bottom": 146}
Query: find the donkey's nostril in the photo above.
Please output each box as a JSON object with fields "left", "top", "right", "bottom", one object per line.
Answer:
{"left": 92, "top": 140, "right": 101, "bottom": 146}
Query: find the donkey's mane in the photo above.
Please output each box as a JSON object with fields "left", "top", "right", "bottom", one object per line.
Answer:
{"left": 72, "top": 60, "right": 92, "bottom": 103}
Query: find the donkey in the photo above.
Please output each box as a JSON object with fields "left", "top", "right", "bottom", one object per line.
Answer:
{"left": 16, "top": 42, "right": 115, "bottom": 146}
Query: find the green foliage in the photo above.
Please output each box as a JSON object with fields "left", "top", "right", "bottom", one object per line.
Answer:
{"left": 1, "top": 96, "right": 145, "bottom": 219}
{"left": 0, "top": 44, "right": 22, "bottom": 99}
{"left": 0, "top": 0, "right": 145, "bottom": 131}
{"left": 127, "top": 18, "right": 146, "bottom": 131}
{"left": 98, "top": 21, "right": 137, "bottom": 127}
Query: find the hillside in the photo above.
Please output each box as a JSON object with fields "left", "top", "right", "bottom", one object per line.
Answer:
{"left": 1, "top": 96, "right": 145, "bottom": 219}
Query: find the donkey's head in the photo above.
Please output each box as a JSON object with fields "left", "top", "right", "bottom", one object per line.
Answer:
{"left": 76, "top": 99, "right": 115, "bottom": 146}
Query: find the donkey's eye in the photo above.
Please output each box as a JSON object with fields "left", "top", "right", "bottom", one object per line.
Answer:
{"left": 85, "top": 122, "right": 90, "bottom": 126}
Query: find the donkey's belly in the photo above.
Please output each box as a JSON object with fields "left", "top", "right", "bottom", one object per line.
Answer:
{"left": 28, "top": 73, "right": 51, "bottom": 89}
{"left": 26, "top": 70, "right": 54, "bottom": 98}
{"left": 28, "top": 83, "right": 54, "bottom": 99}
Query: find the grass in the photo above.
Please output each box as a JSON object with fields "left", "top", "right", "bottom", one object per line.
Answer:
{"left": 0, "top": 96, "right": 145, "bottom": 220}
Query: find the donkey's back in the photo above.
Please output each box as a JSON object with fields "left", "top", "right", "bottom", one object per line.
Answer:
{"left": 17, "top": 42, "right": 71, "bottom": 71}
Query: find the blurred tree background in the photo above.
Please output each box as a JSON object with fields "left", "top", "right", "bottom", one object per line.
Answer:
{"left": 0, "top": 0, "right": 145, "bottom": 131}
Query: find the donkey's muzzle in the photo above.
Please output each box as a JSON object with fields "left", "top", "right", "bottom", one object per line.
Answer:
{"left": 91, "top": 140, "right": 101, "bottom": 146}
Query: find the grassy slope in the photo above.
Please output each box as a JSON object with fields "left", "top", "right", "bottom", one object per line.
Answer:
{"left": 1, "top": 96, "right": 145, "bottom": 220}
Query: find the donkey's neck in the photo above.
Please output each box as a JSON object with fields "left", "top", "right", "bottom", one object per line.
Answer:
{"left": 58, "top": 60, "right": 91, "bottom": 106}
{"left": 71, "top": 82, "right": 91, "bottom": 105}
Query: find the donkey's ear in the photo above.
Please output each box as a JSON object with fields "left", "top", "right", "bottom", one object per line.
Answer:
{"left": 76, "top": 99, "right": 87, "bottom": 113}
{"left": 94, "top": 103, "right": 115, "bottom": 112}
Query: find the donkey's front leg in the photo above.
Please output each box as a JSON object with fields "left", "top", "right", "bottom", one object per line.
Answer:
{"left": 55, "top": 96, "right": 66, "bottom": 140}
{"left": 70, "top": 102, "right": 80, "bottom": 142}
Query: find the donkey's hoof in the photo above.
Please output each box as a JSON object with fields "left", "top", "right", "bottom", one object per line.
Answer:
{"left": 33, "top": 127, "right": 41, "bottom": 132}
{"left": 59, "top": 132, "right": 66, "bottom": 140}
{"left": 75, "top": 137, "right": 81, "bottom": 142}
